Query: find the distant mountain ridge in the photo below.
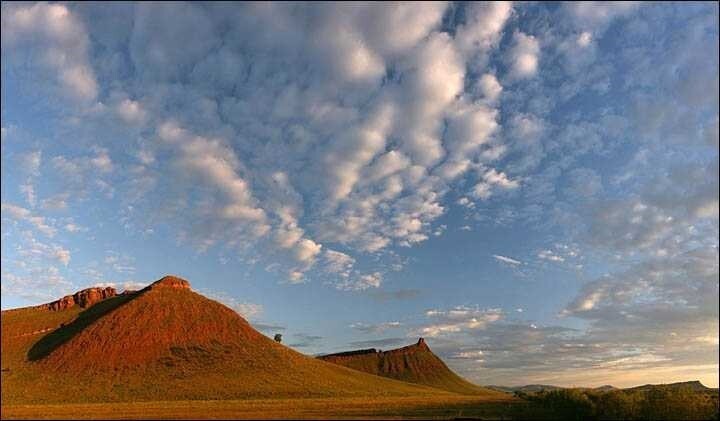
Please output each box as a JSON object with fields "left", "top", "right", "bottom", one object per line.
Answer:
{"left": 488, "top": 380, "right": 714, "bottom": 394}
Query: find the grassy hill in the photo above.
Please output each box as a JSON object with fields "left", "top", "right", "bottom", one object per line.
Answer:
{"left": 317, "top": 339, "right": 499, "bottom": 395}
{"left": 1, "top": 276, "right": 465, "bottom": 404}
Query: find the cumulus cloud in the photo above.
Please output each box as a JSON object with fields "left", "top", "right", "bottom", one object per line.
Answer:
{"left": 475, "top": 73, "right": 503, "bottom": 104}
{"left": 420, "top": 306, "right": 503, "bottom": 337}
{"left": 472, "top": 168, "right": 520, "bottom": 200}
{"left": 0, "top": 2, "right": 526, "bottom": 283}
{"left": 1, "top": 3, "right": 98, "bottom": 101}
{"left": 115, "top": 98, "right": 147, "bottom": 125}
{"left": 506, "top": 31, "right": 540, "bottom": 80}
{"left": 456, "top": 1, "right": 513, "bottom": 56}
{"left": 323, "top": 249, "right": 355, "bottom": 278}
{"left": 337, "top": 272, "right": 383, "bottom": 291}
{"left": 537, "top": 249, "right": 565, "bottom": 263}
{"left": 350, "top": 321, "right": 402, "bottom": 334}
{"left": 566, "top": 2, "right": 641, "bottom": 32}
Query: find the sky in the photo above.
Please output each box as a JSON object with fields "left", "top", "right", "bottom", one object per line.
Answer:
{"left": 1, "top": 1, "right": 718, "bottom": 388}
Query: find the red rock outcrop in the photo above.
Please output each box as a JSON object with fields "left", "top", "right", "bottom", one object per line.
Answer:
{"left": 147, "top": 275, "right": 191, "bottom": 290}
{"left": 43, "top": 287, "right": 117, "bottom": 311}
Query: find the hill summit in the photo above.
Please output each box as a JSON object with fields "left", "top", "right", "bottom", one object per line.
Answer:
{"left": 318, "top": 338, "right": 489, "bottom": 395}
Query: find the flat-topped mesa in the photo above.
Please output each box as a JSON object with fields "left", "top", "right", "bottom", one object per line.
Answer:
{"left": 317, "top": 337, "right": 491, "bottom": 395}
{"left": 321, "top": 339, "right": 431, "bottom": 360}
{"left": 42, "top": 287, "right": 117, "bottom": 311}
{"left": 148, "top": 275, "right": 191, "bottom": 290}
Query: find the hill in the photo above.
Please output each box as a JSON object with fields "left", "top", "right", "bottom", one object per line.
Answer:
{"left": 317, "top": 338, "right": 497, "bottom": 395}
{"left": 1, "top": 276, "right": 463, "bottom": 404}
{"left": 489, "top": 381, "right": 712, "bottom": 395}
{"left": 487, "top": 384, "right": 565, "bottom": 394}
{"left": 626, "top": 380, "right": 715, "bottom": 392}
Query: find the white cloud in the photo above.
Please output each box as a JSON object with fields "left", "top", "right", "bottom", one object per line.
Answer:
{"left": 577, "top": 31, "right": 593, "bottom": 47}
{"left": 1, "top": 203, "right": 56, "bottom": 236}
{"left": 293, "top": 238, "right": 322, "bottom": 265}
{"left": 472, "top": 169, "right": 520, "bottom": 200}
{"left": 476, "top": 73, "right": 503, "bottom": 103}
{"left": 538, "top": 249, "right": 565, "bottom": 263}
{"left": 567, "top": 2, "right": 641, "bottom": 31}
{"left": 1, "top": 3, "right": 98, "bottom": 101}
{"left": 91, "top": 148, "right": 113, "bottom": 173}
{"left": 421, "top": 306, "right": 503, "bottom": 337}
{"left": 288, "top": 271, "right": 304, "bottom": 284}
{"left": 350, "top": 321, "right": 402, "bottom": 334}
{"left": 12, "top": 231, "right": 70, "bottom": 266}
{"left": 325, "top": 104, "right": 395, "bottom": 201}
{"left": 234, "top": 302, "right": 264, "bottom": 320}
{"left": 115, "top": 98, "right": 147, "bottom": 125}
{"left": 53, "top": 247, "right": 71, "bottom": 266}
{"left": 337, "top": 272, "right": 382, "bottom": 291}
{"left": 42, "top": 193, "right": 71, "bottom": 211}
{"left": 455, "top": 1, "right": 513, "bottom": 54}
{"left": 64, "top": 222, "right": 85, "bottom": 233}
{"left": 19, "top": 183, "right": 36, "bottom": 208}
{"left": 398, "top": 32, "right": 465, "bottom": 166}
{"left": 362, "top": 2, "right": 447, "bottom": 55}
{"left": 507, "top": 31, "right": 540, "bottom": 80}
{"left": 156, "top": 121, "right": 271, "bottom": 247}
{"left": 18, "top": 150, "right": 42, "bottom": 176}
{"left": 324, "top": 249, "right": 355, "bottom": 278}
{"left": 493, "top": 254, "right": 522, "bottom": 265}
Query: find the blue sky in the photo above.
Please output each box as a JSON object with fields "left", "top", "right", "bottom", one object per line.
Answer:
{"left": 1, "top": 2, "right": 718, "bottom": 388}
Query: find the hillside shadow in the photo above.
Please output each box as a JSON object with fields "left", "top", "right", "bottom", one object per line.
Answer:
{"left": 28, "top": 293, "right": 139, "bottom": 361}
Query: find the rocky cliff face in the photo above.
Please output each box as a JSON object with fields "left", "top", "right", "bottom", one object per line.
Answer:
{"left": 43, "top": 287, "right": 117, "bottom": 311}
{"left": 147, "top": 275, "right": 191, "bottom": 290}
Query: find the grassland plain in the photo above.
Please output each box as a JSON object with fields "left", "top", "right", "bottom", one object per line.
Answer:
{"left": 1, "top": 396, "right": 542, "bottom": 420}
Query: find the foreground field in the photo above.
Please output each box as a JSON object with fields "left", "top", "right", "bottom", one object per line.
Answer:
{"left": 1, "top": 395, "right": 544, "bottom": 420}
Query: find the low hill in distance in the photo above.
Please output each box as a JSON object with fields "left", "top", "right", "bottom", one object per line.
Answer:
{"left": 487, "top": 384, "right": 565, "bottom": 394}
{"left": 626, "top": 380, "right": 717, "bottom": 392}
{"left": 317, "top": 338, "right": 495, "bottom": 395}
{"left": 3, "top": 276, "right": 495, "bottom": 405}
{"left": 489, "top": 380, "right": 715, "bottom": 394}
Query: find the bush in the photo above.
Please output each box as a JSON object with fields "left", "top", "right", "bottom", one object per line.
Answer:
{"left": 524, "top": 386, "right": 719, "bottom": 420}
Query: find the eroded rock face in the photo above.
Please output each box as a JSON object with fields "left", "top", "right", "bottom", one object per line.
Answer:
{"left": 74, "top": 287, "right": 116, "bottom": 308}
{"left": 46, "top": 296, "right": 76, "bottom": 311}
{"left": 43, "top": 287, "right": 117, "bottom": 311}
{"left": 149, "top": 275, "right": 191, "bottom": 289}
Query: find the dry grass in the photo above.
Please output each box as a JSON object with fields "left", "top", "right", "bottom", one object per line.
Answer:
{"left": 1, "top": 395, "right": 529, "bottom": 420}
